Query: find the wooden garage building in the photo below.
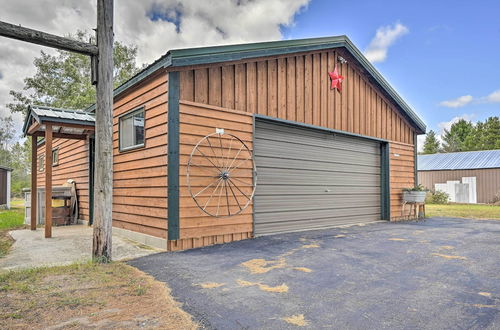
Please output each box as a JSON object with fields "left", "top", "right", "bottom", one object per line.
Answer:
{"left": 25, "top": 36, "right": 426, "bottom": 250}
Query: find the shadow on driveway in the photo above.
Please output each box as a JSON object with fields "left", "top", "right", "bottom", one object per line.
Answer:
{"left": 129, "top": 218, "right": 500, "bottom": 329}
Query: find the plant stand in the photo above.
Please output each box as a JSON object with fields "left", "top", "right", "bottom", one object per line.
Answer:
{"left": 401, "top": 201, "right": 426, "bottom": 220}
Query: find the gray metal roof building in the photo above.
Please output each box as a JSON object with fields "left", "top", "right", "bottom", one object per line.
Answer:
{"left": 418, "top": 150, "right": 500, "bottom": 203}
{"left": 418, "top": 150, "right": 500, "bottom": 171}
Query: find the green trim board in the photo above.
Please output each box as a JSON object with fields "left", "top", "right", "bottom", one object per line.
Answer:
{"left": 88, "top": 137, "right": 95, "bottom": 225}
{"left": 167, "top": 71, "right": 180, "bottom": 241}
{"left": 87, "top": 36, "right": 425, "bottom": 134}
{"left": 414, "top": 132, "right": 418, "bottom": 186}
{"left": 380, "top": 143, "right": 391, "bottom": 220}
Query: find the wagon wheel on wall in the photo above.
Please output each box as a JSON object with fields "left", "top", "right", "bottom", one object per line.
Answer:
{"left": 187, "top": 129, "right": 257, "bottom": 217}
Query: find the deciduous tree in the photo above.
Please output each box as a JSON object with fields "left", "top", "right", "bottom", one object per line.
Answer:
{"left": 7, "top": 31, "right": 140, "bottom": 115}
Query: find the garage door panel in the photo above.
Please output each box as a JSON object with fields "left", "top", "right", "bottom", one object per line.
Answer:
{"left": 257, "top": 168, "right": 380, "bottom": 186}
{"left": 254, "top": 194, "right": 380, "bottom": 212}
{"left": 255, "top": 140, "right": 380, "bottom": 158}
{"left": 256, "top": 121, "right": 380, "bottom": 154}
{"left": 255, "top": 213, "right": 382, "bottom": 235}
{"left": 255, "top": 157, "right": 380, "bottom": 175}
{"left": 255, "top": 184, "right": 381, "bottom": 196}
{"left": 255, "top": 207, "right": 381, "bottom": 224}
{"left": 254, "top": 120, "right": 382, "bottom": 236}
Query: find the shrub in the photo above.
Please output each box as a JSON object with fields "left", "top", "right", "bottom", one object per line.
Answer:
{"left": 491, "top": 190, "right": 500, "bottom": 205}
{"left": 403, "top": 184, "right": 427, "bottom": 192}
{"left": 425, "top": 190, "right": 449, "bottom": 204}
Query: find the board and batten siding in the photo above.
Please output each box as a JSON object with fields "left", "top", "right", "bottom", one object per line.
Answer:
{"left": 179, "top": 48, "right": 415, "bottom": 144}
{"left": 36, "top": 139, "right": 90, "bottom": 220}
{"left": 418, "top": 168, "right": 500, "bottom": 204}
{"left": 112, "top": 70, "right": 169, "bottom": 239}
{"left": 168, "top": 100, "right": 254, "bottom": 251}
{"left": 179, "top": 48, "right": 418, "bottom": 221}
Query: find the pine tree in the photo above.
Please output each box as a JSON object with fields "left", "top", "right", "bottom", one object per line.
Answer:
{"left": 422, "top": 130, "right": 440, "bottom": 154}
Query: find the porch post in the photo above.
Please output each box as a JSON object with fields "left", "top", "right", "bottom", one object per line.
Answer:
{"left": 31, "top": 136, "right": 37, "bottom": 230}
{"left": 45, "top": 124, "right": 53, "bottom": 238}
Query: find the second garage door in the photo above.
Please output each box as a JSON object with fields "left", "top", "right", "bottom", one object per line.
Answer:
{"left": 254, "top": 120, "right": 382, "bottom": 236}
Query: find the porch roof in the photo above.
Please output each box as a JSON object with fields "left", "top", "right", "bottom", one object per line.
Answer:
{"left": 22, "top": 105, "right": 95, "bottom": 139}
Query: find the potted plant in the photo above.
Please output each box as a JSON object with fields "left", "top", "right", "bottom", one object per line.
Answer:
{"left": 403, "top": 185, "right": 427, "bottom": 203}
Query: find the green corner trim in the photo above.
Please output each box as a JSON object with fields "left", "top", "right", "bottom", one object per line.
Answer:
{"left": 167, "top": 71, "right": 180, "bottom": 240}
{"left": 381, "top": 143, "right": 391, "bottom": 220}
{"left": 414, "top": 132, "right": 418, "bottom": 186}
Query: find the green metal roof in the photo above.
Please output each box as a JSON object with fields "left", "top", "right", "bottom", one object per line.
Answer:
{"left": 0, "top": 165, "right": 12, "bottom": 171}
{"left": 89, "top": 35, "right": 426, "bottom": 133}
{"left": 22, "top": 105, "right": 95, "bottom": 136}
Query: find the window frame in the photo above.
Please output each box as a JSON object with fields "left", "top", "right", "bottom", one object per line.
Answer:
{"left": 118, "top": 106, "right": 146, "bottom": 152}
{"left": 52, "top": 148, "right": 59, "bottom": 166}
{"left": 38, "top": 155, "right": 45, "bottom": 172}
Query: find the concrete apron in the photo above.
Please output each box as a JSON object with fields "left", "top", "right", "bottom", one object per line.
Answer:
{"left": 0, "top": 225, "right": 162, "bottom": 271}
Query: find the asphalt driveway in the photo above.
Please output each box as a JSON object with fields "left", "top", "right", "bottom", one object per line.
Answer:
{"left": 129, "top": 218, "right": 500, "bottom": 329}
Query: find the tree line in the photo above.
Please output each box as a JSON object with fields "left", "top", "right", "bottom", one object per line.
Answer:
{"left": 0, "top": 31, "right": 140, "bottom": 196}
{"left": 421, "top": 117, "right": 500, "bottom": 154}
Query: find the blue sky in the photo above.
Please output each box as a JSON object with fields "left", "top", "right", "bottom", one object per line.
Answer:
{"left": 282, "top": 0, "right": 500, "bottom": 138}
{"left": 2, "top": 0, "right": 498, "bottom": 146}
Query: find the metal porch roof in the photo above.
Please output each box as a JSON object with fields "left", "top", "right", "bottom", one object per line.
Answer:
{"left": 418, "top": 150, "right": 500, "bottom": 171}
{"left": 22, "top": 105, "right": 95, "bottom": 136}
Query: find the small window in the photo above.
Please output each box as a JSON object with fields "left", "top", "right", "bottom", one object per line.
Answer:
{"left": 119, "top": 107, "right": 145, "bottom": 151}
{"left": 38, "top": 156, "right": 45, "bottom": 172}
{"left": 52, "top": 149, "right": 59, "bottom": 166}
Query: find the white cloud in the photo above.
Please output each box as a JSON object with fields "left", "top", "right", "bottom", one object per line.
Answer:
{"left": 439, "top": 95, "right": 473, "bottom": 108}
{"left": 417, "top": 134, "right": 426, "bottom": 152}
{"left": 0, "top": 0, "right": 310, "bottom": 129}
{"left": 485, "top": 89, "right": 500, "bottom": 103}
{"left": 437, "top": 114, "right": 475, "bottom": 135}
{"left": 364, "top": 22, "right": 409, "bottom": 63}
{"left": 439, "top": 89, "right": 500, "bottom": 108}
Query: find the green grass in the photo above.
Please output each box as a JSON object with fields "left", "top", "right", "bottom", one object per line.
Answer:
{"left": 0, "top": 200, "right": 26, "bottom": 257}
{"left": 426, "top": 203, "right": 500, "bottom": 220}
{"left": 0, "top": 208, "right": 25, "bottom": 230}
{"left": 9, "top": 199, "right": 24, "bottom": 208}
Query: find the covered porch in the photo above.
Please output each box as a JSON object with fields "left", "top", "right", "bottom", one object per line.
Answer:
{"left": 22, "top": 105, "right": 95, "bottom": 238}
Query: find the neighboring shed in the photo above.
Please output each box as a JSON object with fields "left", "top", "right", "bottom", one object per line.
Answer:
{"left": 418, "top": 150, "right": 500, "bottom": 203}
{"left": 26, "top": 35, "right": 426, "bottom": 250}
{"left": 0, "top": 165, "right": 12, "bottom": 209}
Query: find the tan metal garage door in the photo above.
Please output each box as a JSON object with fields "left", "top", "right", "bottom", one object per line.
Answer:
{"left": 254, "top": 120, "right": 382, "bottom": 236}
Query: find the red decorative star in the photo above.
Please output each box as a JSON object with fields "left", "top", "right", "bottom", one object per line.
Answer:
{"left": 328, "top": 66, "right": 344, "bottom": 92}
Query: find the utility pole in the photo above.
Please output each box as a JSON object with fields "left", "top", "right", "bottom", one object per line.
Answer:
{"left": 0, "top": 0, "right": 114, "bottom": 262}
{"left": 93, "top": 0, "right": 114, "bottom": 261}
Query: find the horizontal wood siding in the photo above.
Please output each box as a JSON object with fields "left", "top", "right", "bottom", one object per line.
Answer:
{"left": 112, "top": 70, "right": 169, "bottom": 239}
{"left": 389, "top": 141, "right": 416, "bottom": 220}
{"left": 171, "top": 100, "right": 254, "bottom": 250}
{"left": 179, "top": 48, "right": 415, "bottom": 145}
{"left": 37, "top": 139, "right": 89, "bottom": 220}
{"left": 418, "top": 168, "right": 500, "bottom": 204}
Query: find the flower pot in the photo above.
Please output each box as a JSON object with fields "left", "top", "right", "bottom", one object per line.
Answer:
{"left": 403, "top": 191, "right": 426, "bottom": 203}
